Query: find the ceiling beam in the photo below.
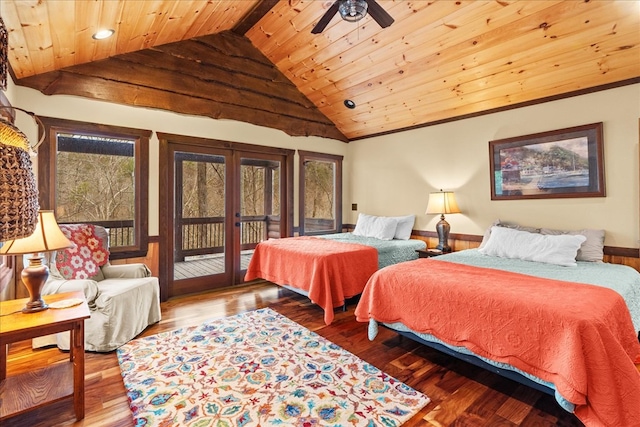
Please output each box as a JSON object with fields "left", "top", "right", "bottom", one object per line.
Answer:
{"left": 233, "top": 0, "right": 281, "bottom": 36}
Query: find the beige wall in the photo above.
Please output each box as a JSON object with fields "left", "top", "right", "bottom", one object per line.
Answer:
{"left": 347, "top": 84, "right": 640, "bottom": 248}
{"left": 7, "top": 79, "right": 639, "bottom": 248}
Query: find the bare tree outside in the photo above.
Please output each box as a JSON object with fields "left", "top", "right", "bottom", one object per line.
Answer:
{"left": 241, "top": 163, "right": 280, "bottom": 244}
{"left": 241, "top": 165, "right": 265, "bottom": 216}
{"left": 56, "top": 138, "right": 135, "bottom": 223}
{"left": 56, "top": 140, "right": 341, "bottom": 256}
{"left": 177, "top": 159, "right": 280, "bottom": 253}
{"left": 272, "top": 167, "right": 280, "bottom": 214}
{"left": 304, "top": 160, "right": 335, "bottom": 233}
{"left": 181, "top": 160, "right": 225, "bottom": 218}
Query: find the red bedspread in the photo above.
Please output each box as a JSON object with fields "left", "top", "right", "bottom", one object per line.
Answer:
{"left": 354, "top": 258, "right": 640, "bottom": 427}
{"left": 245, "top": 236, "right": 378, "bottom": 325}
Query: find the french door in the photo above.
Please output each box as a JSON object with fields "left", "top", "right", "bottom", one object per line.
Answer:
{"left": 158, "top": 134, "right": 293, "bottom": 299}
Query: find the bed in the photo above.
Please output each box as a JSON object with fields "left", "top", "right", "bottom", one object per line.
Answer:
{"left": 245, "top": 233, "right": 426, "bottom": 324}
{"left": 244, "top": 214, "right": 426, "bottom": 325}
{"left": 354, "top": 242, "right": 640, "bottom": 426}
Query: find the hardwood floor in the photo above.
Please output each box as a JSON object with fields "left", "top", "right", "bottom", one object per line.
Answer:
{"left": 3, "top": 282, "right": 585, "bottom": 427}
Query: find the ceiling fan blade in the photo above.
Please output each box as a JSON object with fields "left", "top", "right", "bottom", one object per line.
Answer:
{"left": 311, "top": 1, "right": 341, "bottom": 34}
{"left": 365, "top": 0, "right": 394, "bottom": 28}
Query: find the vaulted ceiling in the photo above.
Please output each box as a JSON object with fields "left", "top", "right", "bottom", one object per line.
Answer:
{"left": 3, "top": 0, "right": 639, "bottom": 142}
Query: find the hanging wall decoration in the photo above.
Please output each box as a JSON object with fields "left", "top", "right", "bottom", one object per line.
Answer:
{"left": 0, "top": 17, "right": 7, "bottom": 91}
{"left": 489, "top": 122, "right": 605, "bottom": 200}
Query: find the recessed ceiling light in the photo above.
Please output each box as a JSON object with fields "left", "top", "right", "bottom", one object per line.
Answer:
{"left": 344, "top": 99, "right": 356, "bottom": 109}
{"left": 92, "top": 29, "right": 115, "bottom": 40}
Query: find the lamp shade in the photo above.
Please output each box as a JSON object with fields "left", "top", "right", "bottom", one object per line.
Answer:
{"left": 0, "top": 211, "right": 72, "bottom": 255}
{"left": 0, "top": 118, "right": 39, "bottom": 242}
{"left": 426, "top": 190, "right": 461, "bottom": 215}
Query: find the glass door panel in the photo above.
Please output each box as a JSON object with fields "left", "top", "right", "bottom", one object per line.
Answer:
{"left": 237, "top": 156, "right": 282, "bottom": 278}
{"left": 173, "top": 151, "right": 229, "bottom": 284}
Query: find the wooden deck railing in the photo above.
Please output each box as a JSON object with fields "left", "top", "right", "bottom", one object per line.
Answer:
{"left": 66, "top": 216, "right": 275, "bottom": 262}
{"left": 176, "top": 215, "right": 270, "bottom": 261}
{"left": 179, "top": 217, "right": 225, "bottom": 256}
{"left": 61, "top": 220, "right": 135, "bottom": 248}
{"left": 303, "top": 218, "right": 336, "bottom": 233}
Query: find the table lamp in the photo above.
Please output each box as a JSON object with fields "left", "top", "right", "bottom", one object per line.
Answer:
{"left": 426, "top": 190, "right": 461, "bottom": 253}
{"left": 0, "top": 211, "right": 72, "bottom": 313}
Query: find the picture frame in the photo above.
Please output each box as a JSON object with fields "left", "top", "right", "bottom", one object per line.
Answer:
{"left": 489, "top": 122, "right": 605, "bottom": 200}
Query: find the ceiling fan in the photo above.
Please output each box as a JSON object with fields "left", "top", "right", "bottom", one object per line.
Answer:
{"left": 311, "top": 0, "right": 394, "bottom": 34}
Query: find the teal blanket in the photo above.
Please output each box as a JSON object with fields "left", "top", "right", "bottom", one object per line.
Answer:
{"left": 319, "top": 232, "right": 426, "bottom": 269}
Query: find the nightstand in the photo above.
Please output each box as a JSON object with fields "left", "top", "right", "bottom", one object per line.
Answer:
{"left": 416, "top": 249, "right": 445, "bottom": 258}
{"left": 0, "top": 291, "right": 90, "bottom": 421}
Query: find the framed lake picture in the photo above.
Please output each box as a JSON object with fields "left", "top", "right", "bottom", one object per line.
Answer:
{"left": 489, "top": 122, "right": 605, "bottom": 200}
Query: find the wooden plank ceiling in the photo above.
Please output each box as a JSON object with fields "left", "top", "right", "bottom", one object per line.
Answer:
{"left": 3, "top": 0, "right": 639, "bottom": 142}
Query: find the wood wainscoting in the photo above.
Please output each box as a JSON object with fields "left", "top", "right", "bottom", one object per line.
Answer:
{"left": 101, "top": 226, "right": 640, "bottom": 275}
{"left": 109, "top": 238, "right": 160, "bottom": 278}
{"left": 4, "top": 231, "right": 638, "bottom": 303}
{"left": 112, "top": 230, "right": 640, "bottom": 280}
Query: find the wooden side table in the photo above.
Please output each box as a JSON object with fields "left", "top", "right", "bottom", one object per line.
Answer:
{"left": 0, "top": 291, "right": 90, "bottom": 421}
{"left": 416, "top": 249, "right": 446, "bottom": 258}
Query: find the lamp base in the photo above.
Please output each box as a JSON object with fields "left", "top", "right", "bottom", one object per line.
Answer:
{"left": 22, "top": 300, "right": 49, "bottom": 313}
{"left": 435, "top": 214, "right": 452, "bottom": 253}
{"left": 21, "top": 254, "right": 50, "bottom": 314}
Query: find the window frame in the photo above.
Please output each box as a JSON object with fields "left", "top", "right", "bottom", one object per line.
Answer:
{"left": 37, "top": 117, "right": 151, "bottom": 259}
{"left": 298, "top": 150, "right": 343, "bottom": 236}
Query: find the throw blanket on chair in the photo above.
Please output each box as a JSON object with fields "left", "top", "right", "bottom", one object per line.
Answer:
{"left": 56, "top": 224, "right": 109, "bottom": 279}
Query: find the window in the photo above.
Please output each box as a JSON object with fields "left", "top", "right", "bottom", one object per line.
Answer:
{"left": 298, "top": 150, "right": 343, "bottom": 235}
{"left": 38, "top": 117, "right": 150, "bottom": 259}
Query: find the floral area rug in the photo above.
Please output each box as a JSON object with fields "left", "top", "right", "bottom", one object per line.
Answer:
{"left": 117, "top": 308, "right": 430, "bottom": 426}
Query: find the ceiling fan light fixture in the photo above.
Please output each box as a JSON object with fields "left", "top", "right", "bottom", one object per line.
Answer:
{"left": 339, "top": 0, "right": 368, "bottom": 23}
{"left": 312, "top": 0, "right": 392, "bottom": 34}
{"left": 92, "top": 29, "right": 115, "bottom": 40}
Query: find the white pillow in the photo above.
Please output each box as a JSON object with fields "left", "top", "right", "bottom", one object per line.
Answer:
{"left": 479, "top": 219, "right": 541, "bottom": 249}
{"left": 540, "top": 228, "right": 605, "bottom": 262}
{"left": 353, "top": 213, "right": 398, "bottom": 240}
{"left": 478, "top": 226, "right": 586, "bottom": 267}
{"left": 390, "top": 215, "right": 415, "bottom": 240}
